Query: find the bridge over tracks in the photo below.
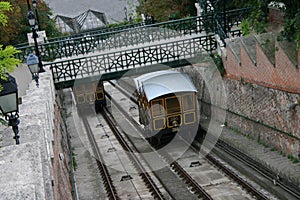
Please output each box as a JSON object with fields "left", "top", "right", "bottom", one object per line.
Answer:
{"left": 16, "top": 8, "right": 249, "bottom": 63}
{"left": 17, "top": 6, "right": 251, "bottom": 89}
{"left": 47, "top": 34, "right": 216, "bottom": 89}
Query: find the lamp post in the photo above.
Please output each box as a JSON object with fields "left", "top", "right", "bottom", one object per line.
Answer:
{"left": 0, "top": 74, "right": 20, "bottom": 145}
{"left": 32, "top": 0, "right": 40, "bottom": 30}
{"left": 27, "top": 53, "right": 40, "bottom": 87}
{"left": 27, "top": 10, "right": 45, "bottom": 73}
{"left": 223, "top": 0, "right": 227, "bottom": 36}
{"left": 124, "top": 7, "right": 128, "bottom": 21}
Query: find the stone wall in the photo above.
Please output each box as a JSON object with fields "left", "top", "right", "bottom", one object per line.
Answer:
{"left": 180, "top": 54, "right": 300, "bottom": 160}
{"left": 0, "top": 68, "right": 73, "bottom": 200}
{"left": 52, "top": 101, "right": 73, "bottom": 200}
{"left": 225, "top": 78, "right": 300, "bottom": 158}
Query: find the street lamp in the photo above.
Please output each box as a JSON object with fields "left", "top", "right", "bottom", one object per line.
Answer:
{"left": 0, "top": 74, "right": 20, "bottom": 145}
{"left": 32, "top": 0, "right": 40, "bottom": 30}
{"left": 27, "top": 53, "right": 40, "bottom": 87}
{"left": 27, "top": 10, "right": 45, "bottom": 73}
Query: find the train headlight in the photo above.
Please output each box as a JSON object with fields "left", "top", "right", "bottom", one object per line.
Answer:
{"left": 167, "top": 115, "right": 182, "bottom": 128}
{"left": 172, "top": 120, "right": 179, "bottom": 127}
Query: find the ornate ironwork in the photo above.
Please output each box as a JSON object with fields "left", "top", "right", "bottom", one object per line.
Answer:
{"left": 198, "top": 0, "right": 251, "bottom": 45}
{"left": 15, "top": 1, "right": 252, "bottom": 62}
{"left": 17, "top": 13, "right": 242, "bottom": 62}
{"left": 47, "top": 34, "right": 216, "bottom": 89}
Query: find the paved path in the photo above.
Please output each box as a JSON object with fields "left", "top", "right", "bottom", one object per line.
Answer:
{"left": 12, "top": 64, "right": 32, "bottom": 97}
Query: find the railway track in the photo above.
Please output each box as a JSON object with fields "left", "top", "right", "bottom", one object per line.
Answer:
{"left": 112, "top": 77, "right": 300, "bottom": 199}
{"left": 215, "top": 139, "right": 300, "bottom": 199}
{"left": 101, "top": 107, "right": 166, "bottom": 199}
{"left": 81, "top": 110, "right": 170, "bottom": 199}
{"left": 105, "top": 89, "right": 208, "bottom": 199}
{"left": 81, "top": 111, "right": 119, "bottom": 200}
{"left": 105, "top": 80, "right": 264, "bottom": 199}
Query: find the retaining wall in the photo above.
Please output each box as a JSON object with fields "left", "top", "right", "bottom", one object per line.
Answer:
{"left": 181, "top": 54, "right": 300, "bottom": 160}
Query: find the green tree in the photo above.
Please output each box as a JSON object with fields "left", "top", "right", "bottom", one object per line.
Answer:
{"left": 233, "top": 0, "right": 300, "bottom": 45}
{"left": 0, "top": 1, "right": 21, "bottom": 91}
{"left": 0, "top": 0, "right": 61, "bottom": 46}
{"left": 137, "top": 0, "right": 197, "bottom": 22}
{"left": 276, "top": 0, "right": 300, "bottom": 45}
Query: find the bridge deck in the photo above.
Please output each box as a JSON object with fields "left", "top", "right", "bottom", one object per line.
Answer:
{"left": 45, "top": 34, "right": 216, "bottom": 89}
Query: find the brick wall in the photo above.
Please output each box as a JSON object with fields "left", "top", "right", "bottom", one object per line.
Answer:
{"left": 225, "top": 79, "right": 300, "bottom": 158}
{"left": 181, "top": 53, "right": 300, "bottom": 160}
{"left": 221, "top": 34, "right": 300, "bottom": 159}
{"left": 52, "top": 102, "right": 73, "bottom": 200}
{"left": 268, "top": 7, "right": 284, "bottom": 25}
{"left": 225, "top": 37, "right": 300, "bottom": 94}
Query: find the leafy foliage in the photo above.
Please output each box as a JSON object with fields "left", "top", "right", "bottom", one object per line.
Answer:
{"left": 0, "top": 2, "right": 21, "bottom": 91}
{"left": 0, "top": 45, "right": 20, "bottom": 78}
{"left": 0, "top": 1, "right": 11, "bottom": 26}
{"left": 136, "top": 0, "right": 197, "bottom": 22}
{"left": 234, "top": 0, "right": 300, "bottom": 45}
{"left": 0, "top": 0, "right": 61, "bottom": 45}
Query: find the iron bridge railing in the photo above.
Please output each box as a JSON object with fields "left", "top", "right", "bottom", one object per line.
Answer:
{"left": 16, "top": 15, "right": 213, "bottom": 63}
{"left": 47, "top": 34, "right": 217, "bottom": 89}
{"left": 15, "top": 8, "right": 248, "bottom": 63}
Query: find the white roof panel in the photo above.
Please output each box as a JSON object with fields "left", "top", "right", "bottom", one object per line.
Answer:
{"left": 134, "top": 70, "right": 197, "bottom": 101}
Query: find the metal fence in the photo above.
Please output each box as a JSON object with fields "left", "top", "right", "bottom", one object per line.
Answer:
{"left": 47, "top": 34, "right": 217, "bottom": 88}
{"left": 15, "top": 9, "right": 248, "bottom": 63}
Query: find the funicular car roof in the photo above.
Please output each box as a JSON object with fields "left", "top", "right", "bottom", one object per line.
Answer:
{"left": 134, "top": 70, "right": 197, "bottom": 102}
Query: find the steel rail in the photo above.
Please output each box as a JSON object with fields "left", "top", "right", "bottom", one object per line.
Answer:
{"left": 101, "top": 97, "right": 166, "bottom": 200}
{"left": 107, "top": 81, "right": 214, "bottom": 199}
{"left": 81, "top": 114, "right": 119, "bottom": 200}
{"left": 216, "top": 139, "right": 300, "bottom": 199}
{"left": 112, "top": 79, "right": 271, "bottom": 199}
{"left": 162, "top": 154, "right": 213, "bottom": 200}
{"left": 204, "top": 150, "right": 269, "bottom": 200}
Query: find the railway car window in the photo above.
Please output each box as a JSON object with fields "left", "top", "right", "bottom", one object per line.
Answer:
{"left": 75, "top": 84, "right": 85, "bottom": 94}
{"left": 184, "top": 112, "right": 196, "bottom": 124}
{"left": 153, "top": 118, "right": 165, "bottom": 130}
{"left": 166, "top": 96, "right": 181, "bottom": 114}
{"left": 95, "top": 91, "right": 104, "bottom": 100}
{"left": 76, "top": 95, "right": 85, "bottom": 104}
{"left": 151, "top": 99, "right": 164, "bottom": 117}
{"left": 95, "top": 82, "right": 103, "bottom": 91}
{"left": 85, "top": 93, "right": 95, "bottom": 104}
{"left": 182, "top": 94, "right": 195, "bottom": 111}
{"left": 167, "top": 114, "right": 182, "bottom": 128}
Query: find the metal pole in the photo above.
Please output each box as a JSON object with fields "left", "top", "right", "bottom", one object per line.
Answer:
{"left": 26, "top": 0, "right": 31, "bottom": 10}
{"left": 34, "top": 8, "right": 40, "bottom": 30}
{"left": 8, "top": 114, "right": 20, "bottom": 145}
{"left": 27, "top": 1, "right": 45, "bottom": 73}
{"left": 31, "top": 27, "right": 45, "bottom": 73}
{"left": 223, "top": 0, "right": 227, "bottom": 35}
